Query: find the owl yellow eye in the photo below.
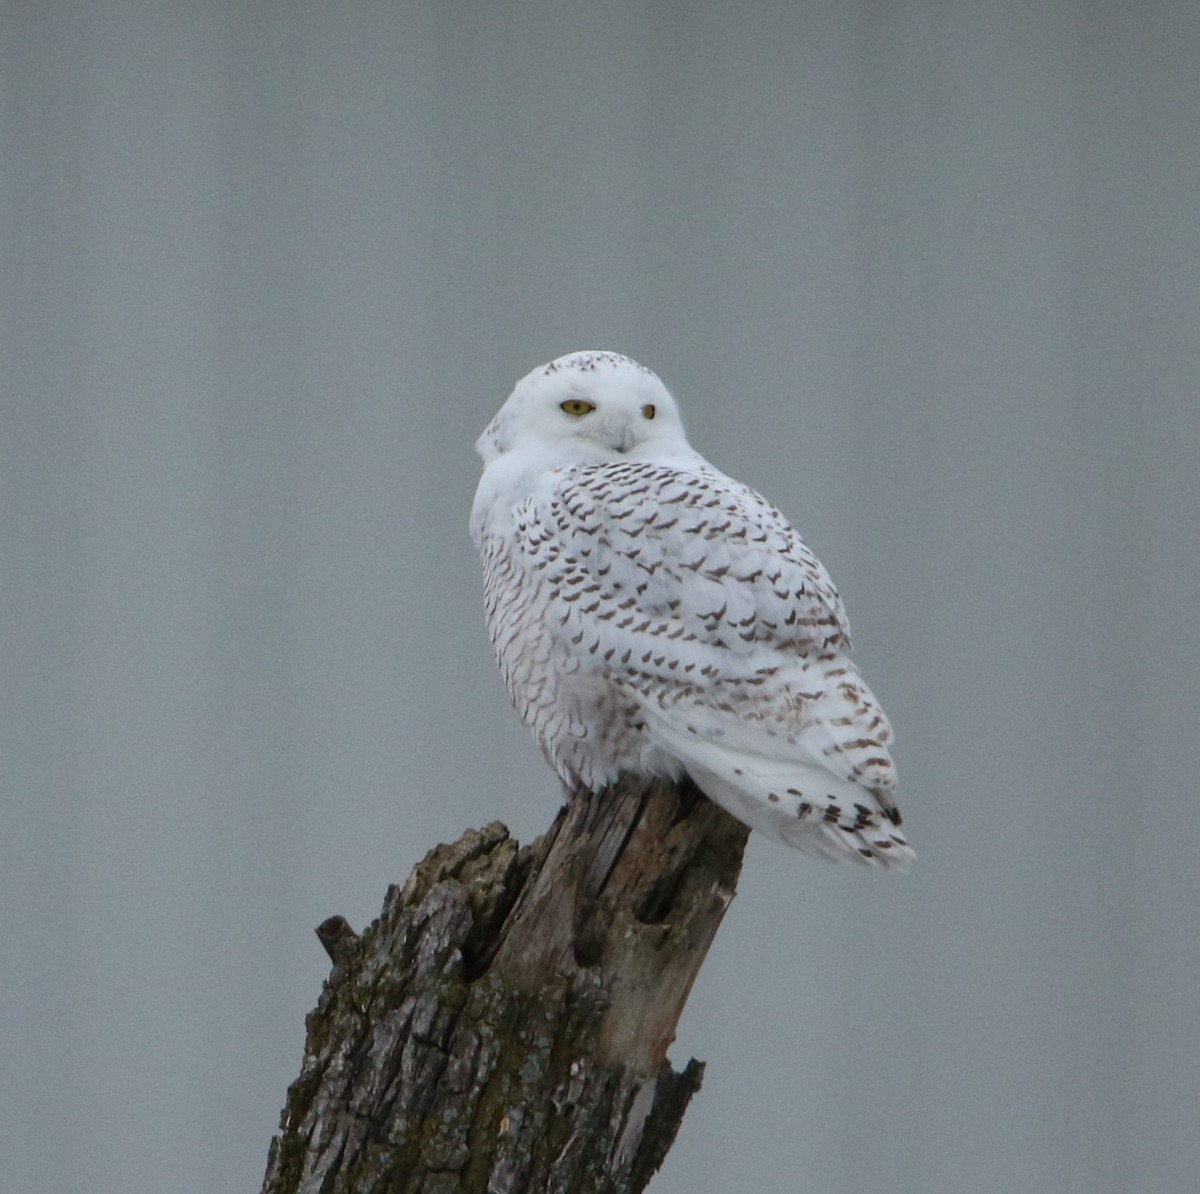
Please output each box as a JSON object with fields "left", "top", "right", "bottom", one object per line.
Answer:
{"left": 641, "top": 404, "right": 656, "bottom": 420}
{"left": 560, "top": 399, "right": 595, "bottom": 416}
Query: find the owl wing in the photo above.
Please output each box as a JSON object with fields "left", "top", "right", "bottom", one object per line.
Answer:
{"left": 525, "top": 460, "right": 912, "bottom": 869}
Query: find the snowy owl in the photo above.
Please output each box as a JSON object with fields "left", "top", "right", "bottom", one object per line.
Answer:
{"left": 470, "top": 351, "right": 913, "bottom": 868}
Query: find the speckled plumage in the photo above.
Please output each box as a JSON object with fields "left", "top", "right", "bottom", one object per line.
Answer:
{"left": 470, "top": 351, "right": 913, "bottom": 868}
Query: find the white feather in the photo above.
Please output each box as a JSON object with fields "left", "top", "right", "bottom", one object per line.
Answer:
{"left": 471, "top": 351, "right": 913, "bottom": 870}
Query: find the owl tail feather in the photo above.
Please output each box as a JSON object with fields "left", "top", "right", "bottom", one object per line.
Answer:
{"left": 647, "top": 723, "right": 915, "bottom": 870}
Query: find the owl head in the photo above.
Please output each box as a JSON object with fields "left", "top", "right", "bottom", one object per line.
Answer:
{"left": 476, "top": 351, "right": 690, "bottom": 465}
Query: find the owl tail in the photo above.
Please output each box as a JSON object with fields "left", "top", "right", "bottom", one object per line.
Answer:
{"left": 647, "top": 722, "right": 915, "bottom": 870}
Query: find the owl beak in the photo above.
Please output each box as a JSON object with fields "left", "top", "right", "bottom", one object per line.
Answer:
{"left": 583, "top": 414, "right": 637, "bottom": 454}
{"left": 605, "top": 417, "right": 636, "bottom": 454}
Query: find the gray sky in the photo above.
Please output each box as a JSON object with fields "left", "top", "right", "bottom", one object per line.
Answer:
{"left": 4, "top": 3, "right": 1199, "bottom": 1192}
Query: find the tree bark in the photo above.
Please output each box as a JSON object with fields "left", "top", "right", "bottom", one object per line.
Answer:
{"left": 261, "top": 775, "right": 749, "bottom": 1194}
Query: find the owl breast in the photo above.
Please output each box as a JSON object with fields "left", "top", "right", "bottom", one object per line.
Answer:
{"left": 479, "top": 521, "right": 669, "bottom": 790}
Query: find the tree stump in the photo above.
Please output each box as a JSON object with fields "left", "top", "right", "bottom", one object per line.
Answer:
{"left": 262, "top": 775, "right": 750, "bottom": 1194}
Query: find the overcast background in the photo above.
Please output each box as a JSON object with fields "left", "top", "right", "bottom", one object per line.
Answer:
{"left": 4, "top": 3, "right": 1199, "bottom": 1192}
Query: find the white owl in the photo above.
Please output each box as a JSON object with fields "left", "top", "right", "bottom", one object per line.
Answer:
{"left": 470, "top": 351, "right": 913, "bottom": 868}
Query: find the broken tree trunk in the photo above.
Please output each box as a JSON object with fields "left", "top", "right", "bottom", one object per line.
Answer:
{"left": 261, "top": 775, "right": 750, "bottom": 1194}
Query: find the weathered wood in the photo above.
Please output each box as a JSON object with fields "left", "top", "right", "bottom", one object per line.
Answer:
{"left": 262, "top": 776, "right": 749, "bottom": 1194}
